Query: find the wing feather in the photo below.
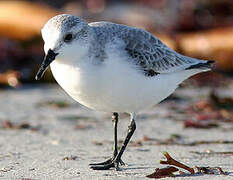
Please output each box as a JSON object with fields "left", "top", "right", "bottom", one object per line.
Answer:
{"left": 90, "top": 22, "right": 207, "bottom": 74}
{"left": 120, "top": 26, "right": 205, "bottom": 73}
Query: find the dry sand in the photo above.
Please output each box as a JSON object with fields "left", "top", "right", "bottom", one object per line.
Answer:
{"left": 0, "top": 84, "right": 232, "bottom": 179}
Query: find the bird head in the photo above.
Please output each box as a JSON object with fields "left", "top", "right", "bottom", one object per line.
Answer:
{"left": 36, "top": 14, "right": 91, "bottom": 80}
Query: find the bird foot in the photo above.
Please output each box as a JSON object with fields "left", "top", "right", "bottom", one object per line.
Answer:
{"left": 89, "top": 157, "right": 125, "bottom": 170}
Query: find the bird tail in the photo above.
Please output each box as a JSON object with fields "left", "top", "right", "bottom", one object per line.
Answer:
{"left": 185, "top": 60, "right": 215, "bottom": 71}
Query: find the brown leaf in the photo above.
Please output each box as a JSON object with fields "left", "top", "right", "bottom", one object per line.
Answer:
{"left": 146, "top": 166, "right": 178, "bottom": 179}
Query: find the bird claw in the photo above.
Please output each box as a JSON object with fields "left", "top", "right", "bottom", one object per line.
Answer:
{"left": 89, "top": 158, "right": 125, "bottom": 170}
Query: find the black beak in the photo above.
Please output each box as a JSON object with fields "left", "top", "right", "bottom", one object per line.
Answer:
{"left": 35, "top": 49, "right": 58, "bottom": 80}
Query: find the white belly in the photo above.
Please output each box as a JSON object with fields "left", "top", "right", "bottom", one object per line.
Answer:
{"left": 50, "top": 57, "right": 197, "bottom": 113}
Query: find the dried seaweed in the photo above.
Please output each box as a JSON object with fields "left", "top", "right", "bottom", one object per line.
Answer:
{"left": 146, "top": 152, "right": 228, "bottom": 179}
{"left": 184, "top": 119, "right": 218, "bottom": 129}
{"left": 0, "top": 120, "right": 39, "bottom": 131}
{"left": 146, "top": 166, "right": 178, "bottom": 178}
{"left": 182, "top": 91, "right": 233, "bottom": 129}
{"left": 195, "top": 166, "right": 227, "bottom": 175}
{"left": 160, "top": 152, "right": 194, "bottom": 174}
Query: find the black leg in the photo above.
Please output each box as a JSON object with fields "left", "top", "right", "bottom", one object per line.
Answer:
{"left": 90, "top": 114, "right": 136, "bottom": 170}
{"left": 113, "top": 112, "right": 119, "bottom": 158}
{"left": 89, "top": 112, "right": 124, "bottom": 166}
{"left": 115, "top": 118, "right": 136, "bottom": 166}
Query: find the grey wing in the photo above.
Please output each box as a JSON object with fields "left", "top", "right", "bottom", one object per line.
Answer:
{"left": 121, "top": 27, "right": 204, "bottom": 74}
{"left": 89, "top": 22, "right": 207, "bottom": 74}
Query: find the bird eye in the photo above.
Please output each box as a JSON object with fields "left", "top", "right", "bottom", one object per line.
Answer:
{"left": 64, "top": 33, "right": 73, "bottom": 42}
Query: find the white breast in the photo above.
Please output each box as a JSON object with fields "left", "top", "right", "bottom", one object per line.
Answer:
{"left": 50, "top": 52, "right": 199, "bottom": 113}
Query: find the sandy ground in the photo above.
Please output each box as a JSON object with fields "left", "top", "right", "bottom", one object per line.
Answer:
{"left": 0, "top": 84, "right": 232, "bottom": 179}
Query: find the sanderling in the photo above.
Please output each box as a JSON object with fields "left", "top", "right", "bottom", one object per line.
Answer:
{"left": 36, "top": 14, "right": 214, "bottom": 170}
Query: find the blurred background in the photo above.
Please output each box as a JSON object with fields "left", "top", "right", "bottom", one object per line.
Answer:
{"left": 0, "top": 2, "right": 233, "bottom": 177}
{"left": 0, "top": 0, "right": 232, "bottom": 87}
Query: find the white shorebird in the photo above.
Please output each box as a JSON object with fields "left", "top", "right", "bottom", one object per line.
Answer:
{"left": 36, "top": 14, "right": 213, "bottom": 170}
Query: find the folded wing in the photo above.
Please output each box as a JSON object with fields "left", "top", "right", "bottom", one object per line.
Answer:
{"left": 122, "top": 27, "right": 212, "bottom": 74}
